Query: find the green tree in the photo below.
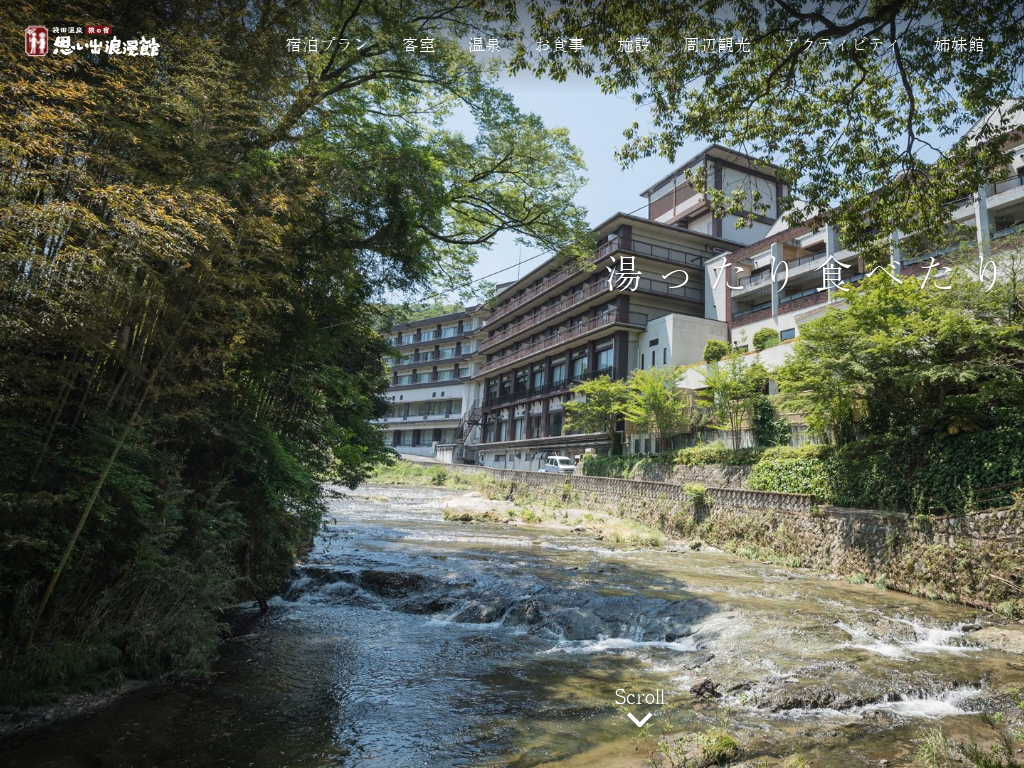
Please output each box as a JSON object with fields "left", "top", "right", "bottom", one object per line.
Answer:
{"left": 703, "top": 339, "right": 731, "bottom": 364}
{"left": 697, "top": 355, "right": 769, "bottom": 449}
{"left": 564, "top": 376, "right": 630, "bottom": 456}
{"left": 774, "top": 270, "right": 1024, "bottom": 445}
{"left": 623, "top": 367, "right": 690, "bottom": 452}
{"left": 751, "top": 396, "right": 792, "bottom": 447}
{"left": 507, "top": 1, "right": 1024, "bottom": 259}
{"left": 0, "top": 0, "right": 592, "bottom": 697}
{"left": 753, "top": 328, "right": 781, "bottom": 351}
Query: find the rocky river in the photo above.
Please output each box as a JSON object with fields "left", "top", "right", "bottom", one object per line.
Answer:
{"left": 2, "top": 483, "right": 1023, "bottom": 767}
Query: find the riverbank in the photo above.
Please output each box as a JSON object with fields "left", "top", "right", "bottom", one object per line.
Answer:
{"left": 4, "top": 482, "right": 1024, "bottom": 767}
{"left": 371, "top": 461, "right": 1024, "bottom": 623}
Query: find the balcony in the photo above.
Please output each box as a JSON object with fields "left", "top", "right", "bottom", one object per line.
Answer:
{"left": 484, "top": 366, "right": 614, "bottom": 409}
{"left": 481, "top": 280, "right": 608, "bottom": 353}
{"left": 478, "top": 309, "right": 647, "bottom": 375}
{"left": 486, "top": 261, "right": 596, "bottom": 325}
{"left": 391, "top": 324, "right": 475, "bottom": 349}
{"left": 598, "top": 235, "right": 710, "bottom": 270}
{"left": 375, "top": 412, "right": 462, "bottom": 424}
{"left": 484, "top": 278, "right": 702, "bottom": 355}
{"left": 393, "top": 369, "right": 466, "bottom": 387}
{"left": 736, "top": 252, "right": 827, "bottom": 289}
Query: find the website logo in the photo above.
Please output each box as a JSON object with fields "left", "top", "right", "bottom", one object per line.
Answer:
{"left": 25, "top": 26, "right": 48, "bottom": 56}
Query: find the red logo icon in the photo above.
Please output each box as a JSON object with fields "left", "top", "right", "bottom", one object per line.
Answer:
{"left": 25, "top": 26, "right": 48, "bottom": 56}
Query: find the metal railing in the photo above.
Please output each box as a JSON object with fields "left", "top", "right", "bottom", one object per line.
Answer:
{"left": 485, "top": 260, "right": 598, "bottom": 325}
{"left": 737, "top": 252, "right": 827, "bottom": 289}
{"left": 377, "top": 412, "right": 462, "bottom": 423}
{"left": 480, "top": 280, "right": 608, "bottom": 352}
{"left": 393, "top": 368, "right": 465, "bottom": 386}
{"left": 633, "top": 277, "right": 703, "bottom": 303}
{"left": 993, "top": 173, "right": 1024, "bottom": 195}
{"left": 731, "top": 300, "right": 771, "bottom": 318}
{"left": 479, "top": 310, "right": 644, "bottom": 375}
{"left": 598, "top": 236, "right": 710, "bottom": 269}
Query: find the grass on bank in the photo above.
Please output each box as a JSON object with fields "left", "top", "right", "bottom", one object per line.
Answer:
{"left": 374, "top": 461, "right": 666, "bottom": 549}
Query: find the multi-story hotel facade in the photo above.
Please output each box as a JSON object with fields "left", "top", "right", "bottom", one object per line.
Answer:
{"left": 377, "top": 128, "right": 1024, "bottom": 467}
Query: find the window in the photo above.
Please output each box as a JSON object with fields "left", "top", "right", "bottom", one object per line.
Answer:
{"left": 780, "top": 328, "right": 796, "bottom": 341}
{"left": 663, "top": 348, "right": 667, "bottom": 365}
{"left": 497, "top": 421, "right": 508, "bottom": 441}
{"left": 551, "top": 362, "right": 566, "bottom": 384}
{"left": 547, "top": 412, "right": 563, "bottom": 436}
{"left": 596, "top": 346, "right": 614, "bottom": 371}
{"left": 530, "top": 414, "right": 542, "bottom": 438}
{"left": 532, "top": 369, "right": 545, "bottom": 389}
{"left": 571, "top": 356, "right": 588, "bottom": 379}
{"left": 651, "top": 351, "right": 655, "bottom": 368}
{"left": 513, "top": 418, "right": 524, "bottom": 440}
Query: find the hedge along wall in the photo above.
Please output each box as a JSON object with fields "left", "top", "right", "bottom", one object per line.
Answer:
{"left": 451, "top": 465, "right": 1024, "bottom": 613}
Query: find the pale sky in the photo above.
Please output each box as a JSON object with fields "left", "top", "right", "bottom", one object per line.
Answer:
{"left": 441, "top": 71, "right": 708, "bottom": 298}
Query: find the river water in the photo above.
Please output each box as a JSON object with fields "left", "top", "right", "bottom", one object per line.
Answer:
{"left": 2, "top": 484, "right": 1023, "bottom": 767}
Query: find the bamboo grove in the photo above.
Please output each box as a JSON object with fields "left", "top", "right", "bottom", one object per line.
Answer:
{"left": 0, "top": 0, "right": 591, "bottom": 699}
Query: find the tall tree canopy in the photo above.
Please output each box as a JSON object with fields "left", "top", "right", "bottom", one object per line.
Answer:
{"left": 0, "top": 0, "right": 590, "bottom": 695}
{"left": 503, "top": 0, "right": 1024, "bottom": 259}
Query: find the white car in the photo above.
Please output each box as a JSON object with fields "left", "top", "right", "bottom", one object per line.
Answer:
{"left": 540, "top": 455, "right": 576, "bottom": 474}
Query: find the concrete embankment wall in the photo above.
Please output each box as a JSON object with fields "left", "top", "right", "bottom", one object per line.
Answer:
{"left": 451, "top": 465, "right": 1024, "bottom": 612}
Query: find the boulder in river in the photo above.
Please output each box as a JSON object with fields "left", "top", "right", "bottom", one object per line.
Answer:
{"left": 690, "top": 678, "right": 720, "bottom": 699}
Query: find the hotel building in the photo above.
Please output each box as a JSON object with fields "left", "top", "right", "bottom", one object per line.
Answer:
{"left": 378, "top": 125, "right": 1024, "bottom": 466}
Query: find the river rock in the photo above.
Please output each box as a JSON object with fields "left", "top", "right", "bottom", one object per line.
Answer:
{"left": 690, "top": 678, "right": 720, "bottom": 699}
{"left": 358, "top": 570, "right": 429, "bottom": 598}
{"left": 971, "top": 625, "right": 1024, "bottom": 654}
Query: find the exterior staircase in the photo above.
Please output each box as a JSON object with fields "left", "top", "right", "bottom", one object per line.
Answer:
{"left": 454, "top": 399, "right": 481, "bottom": 445}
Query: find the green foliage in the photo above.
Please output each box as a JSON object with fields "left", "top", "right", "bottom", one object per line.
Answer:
{"left": 697, "top": 354, "right": 769, "bottom": 449}
{"left": 751, "top": 396, "right": 791, "bottom": 448}
{"left": 752, "top": 328, "right": 780, "bottom": 351}
{"left": 744, "top": 445, "right": 835, "bottom": 501}
{"left": 674, "top": 445, "right": 765, "bottom": 466}
{"left": 683, "top": 483, "right": 709, "bottom": 508}
{"left": 580, "top": 454, "right": 673, "bottom": 479}
{"left": 508, "top": 3, "right": 1024, "bottom": 263}
{"left": 776, "top": 275, "right": 1024, "bottom": 446}
{"left": 0, "top": 2, "right": 591, "bottom": 699}
{"left": 702, "top": 339, "right": 730, "bottom": 364}
{"left": 827, "top": 430, "right": 1024, "bottom": 513}
{"left": 565, "top": 376, "right": 630, "bottom": 455}
{"left": 623, "top": 366, "right": 690, "bottom": 452}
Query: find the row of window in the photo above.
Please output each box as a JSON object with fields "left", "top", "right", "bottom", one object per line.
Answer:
{"left": 386, "top": 399, "right": 463, "bottom": 419}
{"left": 485, "top": 345, "right": 614, "bottom": 401}
{"left": 395, "top": 368, "right": 464, "bottom": 385}
{"left": 392, "top": 322, "right": 477, "bottom": 346}
{"left": 385, "top": 427, "right": 456, "bottom": 447}
{"left": 483, "top": 412, "right": 564, "bottom": 443}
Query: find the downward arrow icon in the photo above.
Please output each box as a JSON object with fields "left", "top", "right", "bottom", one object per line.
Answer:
{"left": 627, "top": 712, "right": 652, "bottom": 727}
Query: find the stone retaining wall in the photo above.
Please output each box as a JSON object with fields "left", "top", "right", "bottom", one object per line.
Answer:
{"left": 451, "top": 463, "right": 1023, "bottom": 613}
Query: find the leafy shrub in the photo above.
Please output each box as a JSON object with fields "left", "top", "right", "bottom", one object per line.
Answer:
{"left": 683, "top": 482, "right": 708, "bottom": 507}
{"left": 674, "top": 444, "right": 764, "bottom": 466}
{"left": 752, "top": 327, "right": 780, "bottom": 350}
{"left": 744, "top": 445, "right": 834, "bottom": 500}
{"left": 580, "top": 454, "right": 673, "bottom": 478}
{"left": 751, "top": 396, "right": 791, "bottom": 447}
{"left": 702, "top": 338, "right": 730, "bottom": 364}
{"left": 828, "top": 430, "right": 1024, "bottom": 513}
